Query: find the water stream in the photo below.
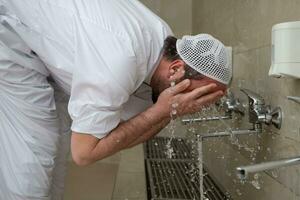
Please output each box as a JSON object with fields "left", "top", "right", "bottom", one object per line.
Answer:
{"left": 165, "top": 80, "right": 178, "bottom": 159}
{"left": 198, "top": 135, "right": 205, "bottom": 200}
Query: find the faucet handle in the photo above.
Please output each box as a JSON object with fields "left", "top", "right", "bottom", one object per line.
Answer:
{"left": 266, "top": 107, "right": 282, "bottom": 129}
{"left": 220, "top": 91, "right": 245, "bottom": 115}
{"left": 240, "top": 88, "right": 265, "bottom": 105}
{"left": 226, "top": 98, "right": 245, "bottom": 115}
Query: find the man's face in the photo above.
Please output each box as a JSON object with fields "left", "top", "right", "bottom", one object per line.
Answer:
{"left": 151, "top": 73, "right": 227, "bottom": 103}
{"left": 186, "top": 76, "right": 227, "bottom": 94}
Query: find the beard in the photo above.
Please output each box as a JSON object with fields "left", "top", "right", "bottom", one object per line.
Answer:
{"left": 151, "top": 87, "right": 159, "bottom": 103}
{"left": 151, "top": 76, "right": 166, "bottom": 104}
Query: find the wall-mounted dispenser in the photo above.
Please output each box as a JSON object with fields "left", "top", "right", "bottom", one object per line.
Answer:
{"left": 269, "top": 21, "right": 300, "bottom": 78}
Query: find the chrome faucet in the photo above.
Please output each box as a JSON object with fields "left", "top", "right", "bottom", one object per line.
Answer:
{"left": 287, "top": 96, "right": 300, "bottom": 104}
{"left": 236, "top": 96, "right": 299, "bottom": 180}
{"left": 222, "top": 90, "right": 246, "bottom": 116}
{"left": 199, "top": 129, "right": 259, "bottom": 141}
{"left": 182, "top": 91, "right": 245, "bottom": 124}
{"left": 236, "top": 156, "right": 300, "bottom": 180}
{"left": 241, "top": 89, "right": 282, "bottom": 130}
{"left": 196, "top": 89, "right": 282, "bottom": 140}
{"left": 193, "top": 89, "right": 282, "bottom": 141}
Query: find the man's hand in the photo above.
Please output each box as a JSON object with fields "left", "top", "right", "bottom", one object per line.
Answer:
{"left": 153, "top": 79, "right": 224, "bottom": 118}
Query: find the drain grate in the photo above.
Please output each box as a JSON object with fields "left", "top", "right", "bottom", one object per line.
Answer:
{"left": 144, "top": 137, "right": 194, "bottom": 160}
{"left": 144, "top": 137, "right": 229, "bottom": 200}
{"left": 146, "top": 159, "right": 227, "bottom": 200}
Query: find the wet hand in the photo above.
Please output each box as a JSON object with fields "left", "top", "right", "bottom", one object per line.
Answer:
{"left": 154, "top": 79, "right": 224, "bottom": 118}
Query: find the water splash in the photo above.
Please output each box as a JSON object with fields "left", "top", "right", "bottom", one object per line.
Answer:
{"left": 236, "top": 189, "right": 242, "bottom": 196}
{"left": 198, "top": 135, "right": 204, "bottom": 200}
{"left": 271, "top": 169, "right": 279, "bottom": 178}
{"left": 165, "top": 81, "right": 177, "bottom": 159}
{"left": 165, "top": 119, "right": 176, "bottom": 159}
{"left": 251, "top": 173, "right": 261, "bottom": 190}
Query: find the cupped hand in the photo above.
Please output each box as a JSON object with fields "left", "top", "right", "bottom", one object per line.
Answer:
{"left": 154, "top": 79, "right": 224, "bottom": 118}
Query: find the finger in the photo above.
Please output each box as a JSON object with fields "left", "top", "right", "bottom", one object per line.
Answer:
{"left": 170, "top": 79, "right": 190, "bottom": 95}
{"left": 195, "top": 90, "right": 224, "bottom": 107}
{"left": 185, "top": 83, "right": 217, "bottom": 100}
{"left": 170, "top": 70, "right": 185, "bottom": 82}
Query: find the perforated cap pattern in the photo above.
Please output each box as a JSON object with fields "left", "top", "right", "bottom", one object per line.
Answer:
{"left": 176, "top": 34, "right": 232, "bottom": 85}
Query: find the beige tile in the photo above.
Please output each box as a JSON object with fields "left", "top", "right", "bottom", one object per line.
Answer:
{"left": 159, "top": 0, "right": 193, "bottom": 37}
{"left": 98, "top": 152, "right": 122, "bottom": 165}
{"left": 112, "top": 198, "right": 146, "bottom": 200}
{"left": 64, "top": 162, "right": 119, "bottom": 200}
{"left": 193, "top": 0, "right": 236, "bottom": 46}
{"left": 139, "top": 0, "right": 193, "bottom": 37}
{"left": 112, "top": 172, "right": 147, "bottom": 199}
{"left": 112, "top": 144, "right": 147, "bottom": 199}
{"left": 194, "top": 0, "right": 300, "bottom": 53}
{"left": 232, "top": 0, "right": 300, "bottom": 53}
{"left": 231, "top": 49, "right": 259, "bottom": 92}
{"left": 118, "top": 145, "right": 145, "bottom": 173}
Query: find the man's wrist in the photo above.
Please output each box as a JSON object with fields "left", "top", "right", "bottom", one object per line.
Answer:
{"left": 142, "top": 104, "right": 170, "bottom": 125}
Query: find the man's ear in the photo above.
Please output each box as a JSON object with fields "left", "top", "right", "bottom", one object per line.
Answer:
{"left": 168, "top": 60, "right": 185, "bottom": 80}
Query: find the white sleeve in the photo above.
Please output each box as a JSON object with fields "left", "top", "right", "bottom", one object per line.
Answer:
{"left": 68, "top": 20, "right": 138, "bottom": 139}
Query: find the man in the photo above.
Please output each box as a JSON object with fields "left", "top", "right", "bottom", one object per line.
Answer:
{"left": 0, "top": 0, "right": 231, "bottom": 200}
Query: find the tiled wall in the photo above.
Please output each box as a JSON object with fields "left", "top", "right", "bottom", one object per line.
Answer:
{"left": 193, "top": 0, "right": 300, "bottom": 199}
{"left": 139, "top": 0, "right": 193, "bottom": 37}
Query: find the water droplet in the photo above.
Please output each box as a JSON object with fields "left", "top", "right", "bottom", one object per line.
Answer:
{"left": 172, "top": 103, "right": 179, "bottom": 108}
{"left": 171, "top": 110, "right": 177, "bottom": 116}
{"left": 271, "top": 170, "right": 279, "bottom": 178}
{"left": 257, "top": 146, "right": 261, "bottom": 150}
{"left": 170, "top": 81, "right": 176, "bottom": 87}
{"left": 226, "top": 171, "right": 232, "bottom": 177}
{"left": 254, "top": 173, "right": 260, "bottom": 180}
{"left": 240, "top": 179, "right": 246, "bottom": 185}
{"left": 264, "top": 156, "right": 267, "bottom": 160}
{"left": 251, "top": 180, "right": 261, "bottom": 190}
{"left": 236, "top": 189, "right": 242, "bottom": 196}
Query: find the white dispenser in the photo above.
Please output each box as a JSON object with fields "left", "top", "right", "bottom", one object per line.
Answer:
{"left": 269, "top": 21, "right": 300, "bottom": 78}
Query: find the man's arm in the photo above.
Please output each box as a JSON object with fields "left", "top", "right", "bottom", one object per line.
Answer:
{"left": 71, "top": 80, "right": 223, "bottom": 166}
{"left": 71, "top": 104, "right": 170, "bottom": 166}
{"left": 126, "top": 117, "right": 170, "bottom": 149}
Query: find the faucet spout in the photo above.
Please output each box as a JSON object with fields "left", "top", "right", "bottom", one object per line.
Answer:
{"left": 287, "top": 96, "right": 300, "bottom": 104}
{"left": 200, "top": 129, "right": 260, "bottom": 140}
{"left": 236, "top": 156, "right": 300, "bottom": 180}
{"left": 182, "top": 115, "right": 231, "bottom": 124}
{"left": 240, "top": 88, "right": 282, "bottom": 130}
